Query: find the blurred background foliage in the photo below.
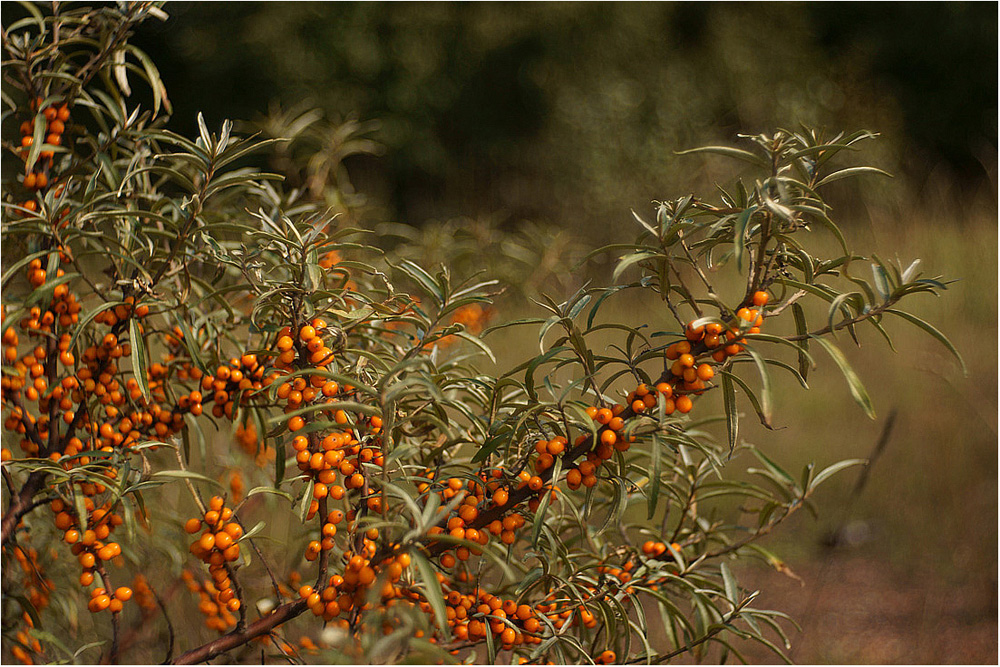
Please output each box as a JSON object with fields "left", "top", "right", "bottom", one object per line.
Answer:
{"left": 119, "top": 1, "right": 997, "bottom": 234}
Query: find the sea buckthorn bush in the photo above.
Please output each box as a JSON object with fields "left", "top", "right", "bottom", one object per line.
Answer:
{"left": 1, "top": 4, "right": 962, "bottom": 665}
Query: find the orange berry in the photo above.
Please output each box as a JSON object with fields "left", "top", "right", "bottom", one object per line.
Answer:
{"left": 215, "top": 531, "right": 234, "bottom": 550}
{"left": 199, "top": 532, "right": 216, "bottom": 551}
{"left": 752, "top": 291, "right": 769, "bottom": 307}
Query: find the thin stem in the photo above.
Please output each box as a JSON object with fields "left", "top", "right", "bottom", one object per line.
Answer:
{"left": 172, "top": 445, "right": 206, "bottom": 516}
{"left": 766, "top": 289, "right": 807, "bottom": 317}
{"left": 783, "top": 298, "right": 898, "bottom": 342}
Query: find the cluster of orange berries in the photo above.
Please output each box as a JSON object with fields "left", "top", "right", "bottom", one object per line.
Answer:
{"left": 184, "top": 496, "right": 243, "bottom": 564}
{"left": 85, "top": 584, "right": 133, "bottom": 614}
{"left": 418, "top": 469, "right": 537, "bottom": 566}
{"left": 641, "top": 539, "right": 682, "bottom": 558}
{"left": 298, "top": 549, "right": 412, "bottom": 622}
{"left": 185, "top": 496, "right": 244, "bottom": 586}
{"left": 293, "top": 428, "right": 386, "bottom": 524}
{"left": 2, "top": 273, "right": 175, "bottom": 463}
{"left": 274, "top": 319, "right": 339, "bottom": 372}
{"left": 50, "top": 497, "right": 127, "bottom": 598}
{"left": 303, "top": 508, "right": 345, "bottom": 561}
{"left": 181, "top": 569, "right": 240, "bottom": 633}
{"left": 687, "top": 291, "right": 770, "bottom": 362}
{"left": 10, "top": 628, "right": 42, "bottom": 666}
{"left": 569, "top": 412, "right": 639, "bottom": 490}
{"left": 1, "top": 260, "right": 83, "bottom": 454}
{"left": 16, "top": 99, "right": 71, "bottom": 213}
{"left": 195, "top": 354, "right": 272, "bottom": 420}
{"left": 437, "top": 587, "right": 547, "bottom": 648}
{"left": 648, "top": 290, "right": 771, "bottom": 418}
{"left": 92, "top": 295, "right": 150, "bottom": 329}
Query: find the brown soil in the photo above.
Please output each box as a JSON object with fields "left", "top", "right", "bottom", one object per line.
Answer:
{"left": 731, "top": 554, "right": 997, "bottom": 664}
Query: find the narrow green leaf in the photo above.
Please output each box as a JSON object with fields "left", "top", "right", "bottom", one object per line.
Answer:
{"left": 720, "top": 562, "right": 738, "bottom": 603}
{"left": 733, "top": 207, "right": 755, "bottom": 273}
{"left": 791, "top": 303, "right": 810, "bottom": 381}
{"left": 743, "top": 347, "right": 773, "bottom": 425}
{"left": 810, "top": 458, "right": 867, "bottom": 490}
{"left": 886, "top": 309, "right": 967, "bottom": 376}
{"left": 675, "top": 145, "right": 769, "bottom": 169}
{"left": 129, "top": 318, "right": 150, "bottom": 402}
{"left": 246, "top": 486, "right": 294, "bottom": 503}
{"left": 812, "top": 337, "right": 876, "bottom": 419}
{"left": 871, "top": 263, "right": 891, "bottom": 301}
{"left": 298, "top": 479, "right": 314, "bottom": 522}
{"left": 613, "top": 251, "right": 659, "bottom": 282}
{"left": 815, "top": 166, "right": 892, "bottom": 188}
{"left": 647, "top": 433, "right": 662, "bottom": 520}
{"left": 411, "top": 551, "right": 447, "bottom": 635}
{"left": 151, "top": 470, "right": 224, "bottom": 489}
{"left": 722, "top": 373, "right": 738, "bottom": 454}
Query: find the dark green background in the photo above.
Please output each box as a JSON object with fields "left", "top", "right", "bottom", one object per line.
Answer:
{"left": 120, "top": 2, "right": 996, "bottom": 225}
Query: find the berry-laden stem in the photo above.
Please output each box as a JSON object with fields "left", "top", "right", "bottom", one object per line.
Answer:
{"left": 421, "top": 383, "right": 650, "bottom": 558}
{"left": 94, "top": 561, "right": 120, "bottom": 664}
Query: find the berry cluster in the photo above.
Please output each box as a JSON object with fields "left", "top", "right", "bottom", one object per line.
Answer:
{"left": 181, "top": 569, "right": 240, "bottom": 633}
{"left": 298, "top": 550, "right": 412, "bottom": 622}
{"left": 16, "top": 99, "right": 70, "bottom": 213}
{"left": 183, "top": 496, "right": 244, "bottom": 631}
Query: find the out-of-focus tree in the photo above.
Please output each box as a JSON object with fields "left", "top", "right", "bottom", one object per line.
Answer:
{"left": 27, "top": 2, "right": 989, "bottom": 230}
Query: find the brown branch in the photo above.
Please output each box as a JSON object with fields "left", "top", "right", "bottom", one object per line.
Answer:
{"left": 170, "top": 598, "right": 308, "bottom": 665}
{"left": 1, "top": 470, "right": 48, "bottom": 546}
